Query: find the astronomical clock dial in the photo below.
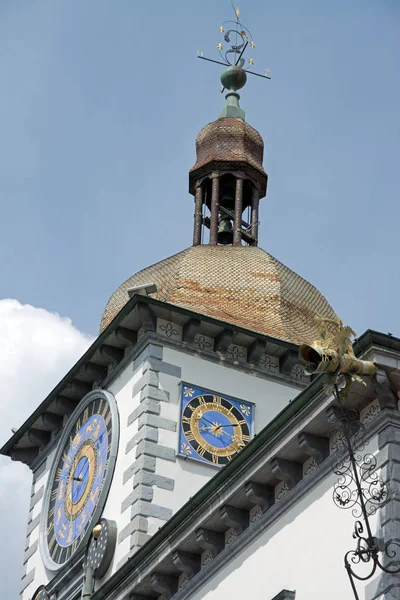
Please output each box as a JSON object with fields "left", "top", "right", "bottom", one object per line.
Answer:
{"left": 179, "top": 384, "right": 253, "bottom": 466}
{"left": 40, "top": 390, "right": 119, "bottom": 571}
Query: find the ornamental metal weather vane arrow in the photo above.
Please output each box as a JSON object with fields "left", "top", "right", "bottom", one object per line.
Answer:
{"left": 197, "top": 3, "right": 271, "bottom": 99}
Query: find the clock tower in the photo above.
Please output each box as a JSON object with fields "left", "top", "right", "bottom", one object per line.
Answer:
{"left": 1, "top": 25, "right": 338, "bottom": 600}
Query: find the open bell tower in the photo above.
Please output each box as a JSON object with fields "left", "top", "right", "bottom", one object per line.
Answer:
{"left": 189, "top": 66, "right": 268, "bottom": 247}
{"left": 189, "top": 12, "right": 271, "bottom": 248}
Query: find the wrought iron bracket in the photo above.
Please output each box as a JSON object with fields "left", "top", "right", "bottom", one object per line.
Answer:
{"left": 330, "top": 385, "right": 400, "bottom": 600}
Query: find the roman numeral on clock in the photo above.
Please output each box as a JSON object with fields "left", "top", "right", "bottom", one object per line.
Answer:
{"left": 185, "top": 431, "right": 195, "bottom": 442}
{"left": 49, "top": 532, "right": 56, "bottom": 549}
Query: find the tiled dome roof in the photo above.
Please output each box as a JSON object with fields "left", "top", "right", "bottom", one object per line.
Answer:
{"left": 100, "top": 246, "right": 336, "bottom": 345}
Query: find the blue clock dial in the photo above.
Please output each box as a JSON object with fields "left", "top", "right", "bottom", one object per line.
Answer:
{"left": 44, "top": 393, "right": 116, "bottom": 568}
{"left": 179, "top": 385, "right": 253, "bottom": 466}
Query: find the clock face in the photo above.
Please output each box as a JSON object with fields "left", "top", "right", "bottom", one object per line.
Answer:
{"left": 40, "top": 390, "right": 119, "bottom": 571}
{"left": 179, "top": 384, "right": 253, "bottom": 466}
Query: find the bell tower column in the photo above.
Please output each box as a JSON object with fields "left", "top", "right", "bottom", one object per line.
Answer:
{"left": 250, "top": 184, "right": 260, "bottom": 246}
{"left": 209, "top": 172, "right": 220, "bottom": 245}
{"left": 193, "top": 183, "right": 203, "bottom": 246}
{"left": 233, "top": 175, "right": 244, "bottom": 246}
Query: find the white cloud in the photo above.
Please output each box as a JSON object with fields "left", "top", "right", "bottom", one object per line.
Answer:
{"left": 0, "top": 299, "right": 94, "bottom": 599}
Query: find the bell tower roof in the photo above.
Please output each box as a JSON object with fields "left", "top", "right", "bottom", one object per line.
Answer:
{"left": 189, "top": 117, "right": 267, "bottom": 197}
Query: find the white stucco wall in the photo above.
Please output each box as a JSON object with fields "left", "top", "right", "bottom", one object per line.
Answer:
{"left": 190, "top": 464, "right": 380, "bottom": 600}
{"left": 102, "top": 359, "right": 144, "bottom": 568}
{"left": 22, "top": 464, "right": 51, "bottom": 600}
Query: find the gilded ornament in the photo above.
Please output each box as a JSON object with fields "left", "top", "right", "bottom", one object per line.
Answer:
{"left": 92, "top": 523, "right": 103, "bottom": 539}
{"left": 299, "top": 316, "right": 377, "bottom": 398}
{"left": 183, "top": 387, "right": 195, "bottom": 398}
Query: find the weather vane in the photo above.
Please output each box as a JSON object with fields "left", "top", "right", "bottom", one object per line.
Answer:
{"left": 197, "top": 2, "right": 271, "bottom": 92}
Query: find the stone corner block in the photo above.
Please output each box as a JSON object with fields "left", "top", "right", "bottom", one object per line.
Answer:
{"left": 130, "top": 530, "right": 152, "bottom": 550}
{"left": 122, "top": 455, "right": 157, "bottom": 485}
{"left": 20, "top": 568, "right": 35, "bottom": 593}
{"left": 140, "top": 385, "right": 170, "bottom": 403}
{"left": 135, "top": 440, "right": 176, "bottom": 462}
{"left": 134, "top": 471, "right": 175, "bottom": 492}
{"left": 23, "top": 540, "right": 38, "bottom": 565}
{"left": 128, "top": 398, "right": 161, "bottom": 426}
{"left": 138, "top": 413, "right": 177, "bottom": 432}
{"left": 135, "top": 500, "right": 173, "bottom": 521}
{"left": 126, "top": 427, "right": 159, "bottom": 455}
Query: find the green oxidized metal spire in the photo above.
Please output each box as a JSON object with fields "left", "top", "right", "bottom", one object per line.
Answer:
{"left": 219, "top": 65, "right": 247, "bottom": 120}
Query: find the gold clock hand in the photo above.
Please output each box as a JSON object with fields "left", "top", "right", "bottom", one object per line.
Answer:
{"left": 219, "top": 428, "right": 234, "bottom": 440}
{"left": 201, "top": 423, "right": 229, "bottom": 445}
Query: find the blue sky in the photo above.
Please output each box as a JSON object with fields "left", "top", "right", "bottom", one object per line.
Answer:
{"left": 1, "top": 0, "right": 399, "bottom": 338}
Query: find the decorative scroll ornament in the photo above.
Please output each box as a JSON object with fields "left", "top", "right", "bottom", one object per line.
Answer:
{"left": 197, "top": 4, "right": 271, "bottom": 88}
{"left": 329, "top": 405, "right": 387, "bottom": 519}
{"left": 329, "top": 389, "right": 400, "bottom": 600}
{"left": 299, "top": 316, "right": 377, "bottom": 398}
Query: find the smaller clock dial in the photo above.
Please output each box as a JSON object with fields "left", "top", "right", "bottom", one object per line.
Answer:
{"left": 179, "top": 385, "right": 253, "bottom": 466}
{"left": 86, "top": 518, "right": 117, "bottom": 580}
{"left": 44, "top": 395, "right": 114, "bottom": 567}
{"left": 31, "top": 586, "right": 49, "bottom": 600}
